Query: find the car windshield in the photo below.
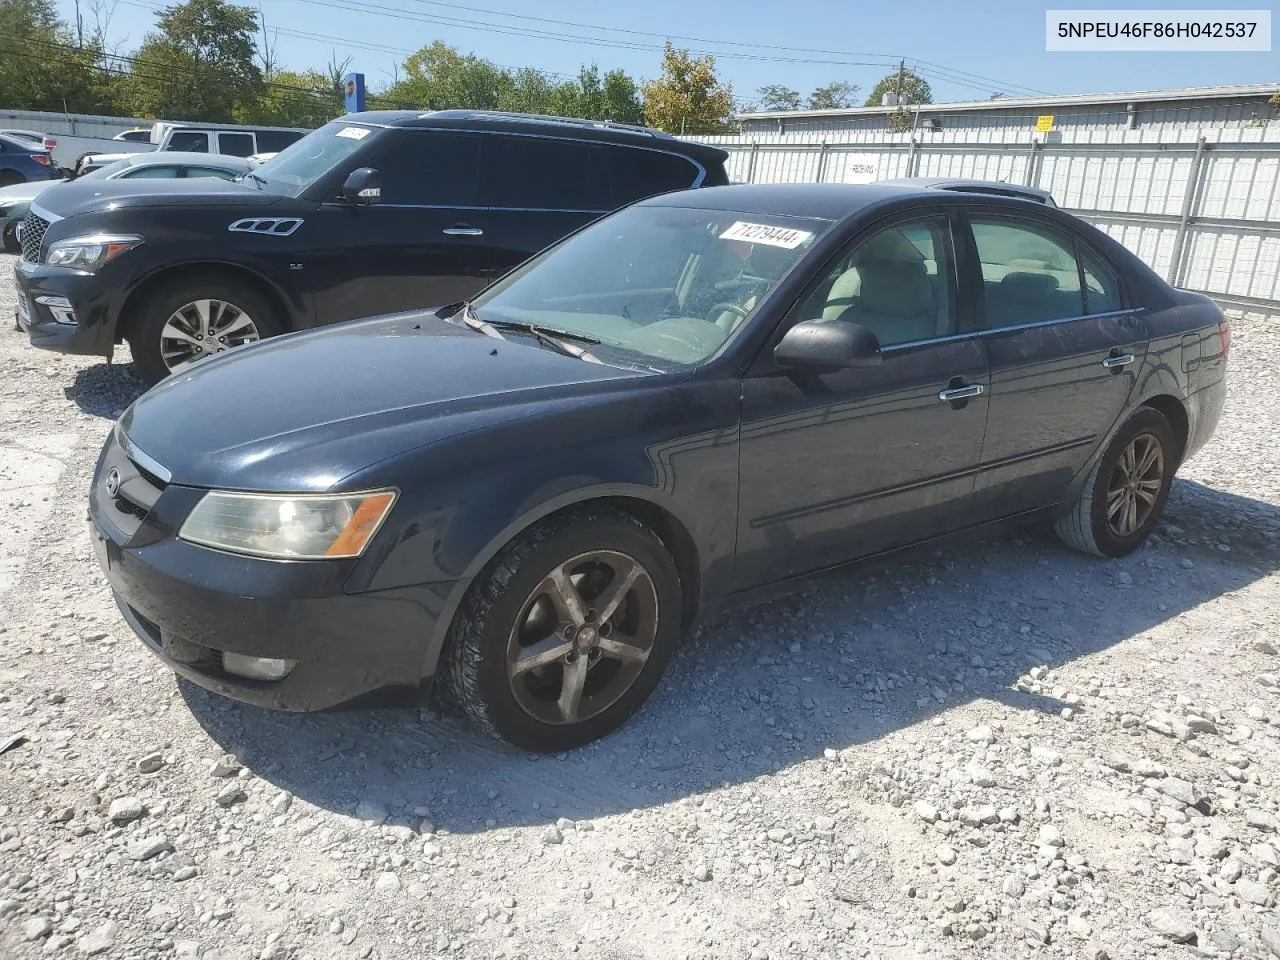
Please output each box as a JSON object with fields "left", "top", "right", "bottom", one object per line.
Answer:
{"left": 468, "top": 205, "right": 828, "bottom": 370}
{"left": 250, "top": 122, "right": 375, "bottom": 197}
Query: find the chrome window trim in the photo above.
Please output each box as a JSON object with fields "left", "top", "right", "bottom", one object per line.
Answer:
{"left": 115, "top": 425, "right": 172, "bottom": 484}
{"left": 878, "top": 308, "right": 1146, "bottom": 354}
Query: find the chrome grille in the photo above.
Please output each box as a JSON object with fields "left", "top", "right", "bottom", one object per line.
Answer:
{"left": 19, "top": 211, "right": 49, "bottom": 264}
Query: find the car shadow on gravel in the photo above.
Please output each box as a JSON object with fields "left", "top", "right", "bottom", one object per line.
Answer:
{"left": 65, "top": 360, "right": 146, "bottom": 419}
{"left": 181, "top": 475, "right": 1280, "bottom": 836}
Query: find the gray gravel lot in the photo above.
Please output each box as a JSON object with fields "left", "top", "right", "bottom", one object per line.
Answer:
{"left": 1, "top": 249, "right": 1278, "bottom": 960}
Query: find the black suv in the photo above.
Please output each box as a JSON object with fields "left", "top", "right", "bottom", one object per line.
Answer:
{"left": 14, "top": 110, "right": 729, "bottom": 383}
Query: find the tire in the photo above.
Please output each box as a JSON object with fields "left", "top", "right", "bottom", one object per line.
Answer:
{"left": 0, "top": 171, "right": 24, "bottom": 187}
{"left": 1054, "top": 406, "right": 1178, "bottom": 558}
{"left": 438, "top": 506, "right": 683, "bottom": 752}
{"left": 128, "top": 276, "right": 282, "bottom": 386}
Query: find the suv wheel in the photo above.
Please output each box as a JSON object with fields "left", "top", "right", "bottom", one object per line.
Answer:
{"left": 129, "top": 277, "right": 281, "bottom": 385}
{"left": 438, "top": 507, "right": 683, "bottom": 752}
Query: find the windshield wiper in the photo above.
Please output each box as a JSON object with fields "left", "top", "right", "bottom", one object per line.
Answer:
{"left": 458, "top": 302, "right": 506, "bottom": 340}
{"left": 241, "top": 171, "right": 267, "bottom": 188}
{"left": 482, "top": 319, "right": 602, "bottom": 363}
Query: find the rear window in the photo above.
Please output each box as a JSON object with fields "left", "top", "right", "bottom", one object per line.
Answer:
{"left": 167, "top": 131, "right": 209, "bottom": 153}
{"left": 255, "top": 130, "right": 304, "bottom": 152}
{"left": 607, "top": 148, "right": 700, "bottom": 206}
{"left": 217, "top": 132, "right": 255, "bottom": 157}
{"left": 479, "top": 136, "right": 610, "bottom": 211}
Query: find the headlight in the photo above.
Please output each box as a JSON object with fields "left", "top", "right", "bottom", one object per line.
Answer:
{"left": 178, "top": 489, "right": 397, "bottom": 560}
{"left": 45, "top": 234, "right": 143, "bottom": 271}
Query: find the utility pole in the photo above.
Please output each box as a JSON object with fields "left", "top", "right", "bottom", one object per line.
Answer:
{"left": 894, "top": 59, "right": 906, "bottom": 104}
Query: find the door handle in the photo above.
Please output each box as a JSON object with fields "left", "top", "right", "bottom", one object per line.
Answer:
{"left": 1102, "top": 353, "right": 1135, "bottom": 369}
{"left": 442, "top": 226, "right": 483, "bottom": 237}
{"left": 938, "top": 384, "right": 984, "bottom": 402}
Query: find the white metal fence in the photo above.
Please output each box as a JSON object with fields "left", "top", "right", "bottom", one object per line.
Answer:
{"left": 696, "top": 131, "right": 1280, "bottom": 316}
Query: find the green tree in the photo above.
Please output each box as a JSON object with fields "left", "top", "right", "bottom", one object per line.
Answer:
{"left": 121, "top": 0, "right": 263, "bottom": 122}
{"left": 385, "top": 41, "right": 510, "bottom": 110}
{"left": 863, "top": 67, "right": 932, "bottom": 108}
{"left": 0, "top": 0, "right": 117, "bottom": 113}
{"left": 249, "top": 69, "right": 340, "bottom": 127}
{"left": 807, "top": 81, "right": 859, "bottom": 110}
{"left": 641, "top": 42, "right": 734, "bottom": 135}
{"left": 755, "top": 84, "right": 801, "bottom": 112}
{"left": 600, "top": 69, "right": 644, "bottom": 124}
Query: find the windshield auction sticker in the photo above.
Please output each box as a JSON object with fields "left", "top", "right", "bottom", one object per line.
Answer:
{"left": 719, "top": 221, "right": 814, "bottom": 249}
{"left": 335, "top": 126, "right": 372, "bottom": 140}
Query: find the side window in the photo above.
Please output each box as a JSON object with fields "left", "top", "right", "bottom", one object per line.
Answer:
{"left": 217, "top": 132, "right": 255, "bottom": 157}
{"left": 1079, "top": 246, "right": 1123, "bottom": 314}
{"left": 119, "top": 166, "right": 181, "bottom": 179}
{"left": 256, "top": 131, "right": 303, "bottom": 152}
{"left": 372, "top": 132, "right": 481, "bottom": 206}
{"left": 167, "top": 131, "right": 209, "bottom": 153}
{"left": 186, "top": 166, "right": 240, "bottom": 180}
{"left": 478, "top": 136, "right": 609, "bottom": 211}
{"left": 607, "top": 148, "right": 700, "bottom": 206}
{"left": 970, "top": 218, "right": 1084, "bottom": 328}
{"left": 794, "top": 216, "right": 956, "bottom": 347}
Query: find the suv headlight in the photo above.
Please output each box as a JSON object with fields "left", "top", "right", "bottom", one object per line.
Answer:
{"left": 45, "top": 234, "right": 143, "bottom": 271}
{"left": 179, "top": 489, "right": 397, "bottom": 560}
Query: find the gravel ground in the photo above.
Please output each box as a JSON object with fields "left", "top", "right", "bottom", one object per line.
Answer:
{"left": 1, "top": 249, "right": 1278, "bottom": 960}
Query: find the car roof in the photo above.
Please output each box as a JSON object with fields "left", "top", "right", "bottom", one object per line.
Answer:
{"left": 878, "top": 176, "right": 1057, "bottom": 205}
{"left": 643, "top": 181, "right": 1067, "bottom": 221}
{"left": 338, "top": 109, "right": 730, "bottom": 164}
{"left": 121, "top": 152, "right": 249, "bottom": 168}
{"left": 0, "top": 132, "right": 43, "bottom": 152}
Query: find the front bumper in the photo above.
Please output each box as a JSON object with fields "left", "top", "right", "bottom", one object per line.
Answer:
{"left": 15, "top": 258, "right": 119, "bottom": 358}
{"left": 89, "top": 432, "right": 456, "bottom": 711}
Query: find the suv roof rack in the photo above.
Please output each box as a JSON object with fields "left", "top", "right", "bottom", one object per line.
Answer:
{"left": 418, "top": 110, "right": 674, "bottom": 140}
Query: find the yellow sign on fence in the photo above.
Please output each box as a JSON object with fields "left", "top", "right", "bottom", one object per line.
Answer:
{"left": 1035, "top": 115, "right": 1055, "bottom": 132}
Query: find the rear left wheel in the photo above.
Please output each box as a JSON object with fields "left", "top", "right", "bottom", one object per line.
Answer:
{"left": 438, "top": 507, "right": 683, "bottom": 752}
{"left": 1054, "top": 406, "right": 1177, "bottom": 558}
{"left": 0, "top": 171, "right": 24, "bottom": 187}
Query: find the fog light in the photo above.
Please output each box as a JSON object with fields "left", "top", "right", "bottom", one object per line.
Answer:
{"left": 35, "top": 295, "right": 76, "bottom": 326}
{"left": 222, "top": 652, "right": 296, "bottom": 681}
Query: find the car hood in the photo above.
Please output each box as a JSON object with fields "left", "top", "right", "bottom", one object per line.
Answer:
{"left": 0, "top": 180, "right": 49, "bottom": 206}
{"left": 34, "top": 177, "right": 271, "bottom": 218}
{"left": 118, "top": 311, "right": 646, "bottom": 492}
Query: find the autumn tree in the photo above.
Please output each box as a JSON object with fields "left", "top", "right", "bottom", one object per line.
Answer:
{"left": 641, "top": 42, "right": 734, "bottom": 134}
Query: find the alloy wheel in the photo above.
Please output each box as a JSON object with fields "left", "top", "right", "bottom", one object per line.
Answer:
{"left": 1105, "top": 432, "right": 1165, "bottom": 537}
{"left": 505, "top": 549, "right": 659, "bottom": 726}
{"left": 159, "top": 299, "right": 260, "bottom": 373}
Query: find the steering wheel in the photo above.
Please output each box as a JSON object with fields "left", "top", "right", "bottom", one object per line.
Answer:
{"left": 705, "top": 302, "right": 752, "bottom": 328}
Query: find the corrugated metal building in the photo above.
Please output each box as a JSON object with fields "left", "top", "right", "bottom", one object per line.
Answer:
{"left": 736, "top": 83, "right": 1279, "bottom": 143}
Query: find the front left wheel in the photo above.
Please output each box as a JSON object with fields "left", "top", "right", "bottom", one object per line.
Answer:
{"left": 128, "top": 277, "right": 281, "bottom": 385}
{"left": 438, "top": 507, "right": 683, "bottom": 752}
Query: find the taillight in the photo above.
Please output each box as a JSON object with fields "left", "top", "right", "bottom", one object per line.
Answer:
{"left": 32, "top": 154, "right": 50, "bottom": 165}
{"left": 1218, "top": 319, "right": 1231, "bottom": 359}
{"left": 43, "top": 137, "right": 57, "bottom": 150}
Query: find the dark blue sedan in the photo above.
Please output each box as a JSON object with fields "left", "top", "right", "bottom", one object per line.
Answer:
{"left": 0, "top": 133, "right": 60, "bottom": 186}
{"left": 89, "top": 182, "right": 1228, "bottom": 751}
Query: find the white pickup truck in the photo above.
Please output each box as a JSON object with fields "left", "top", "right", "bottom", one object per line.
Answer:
{"left": 0, "top": 126, "right": 151, "bottom": 171}
{"left": 72, "top": 121, "right": 307, "bottom": 174}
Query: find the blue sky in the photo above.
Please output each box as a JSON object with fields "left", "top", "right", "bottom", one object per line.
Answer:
{"left": 60, "top": 0, "right": 1278, "bottom": 106}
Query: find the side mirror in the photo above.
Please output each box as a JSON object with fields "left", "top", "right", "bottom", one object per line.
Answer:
{"left": 340, "top": 167, "right": 381, "bottom": 204}
{"left": 774, "top": 319, "right": 882, "bottom": 369}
